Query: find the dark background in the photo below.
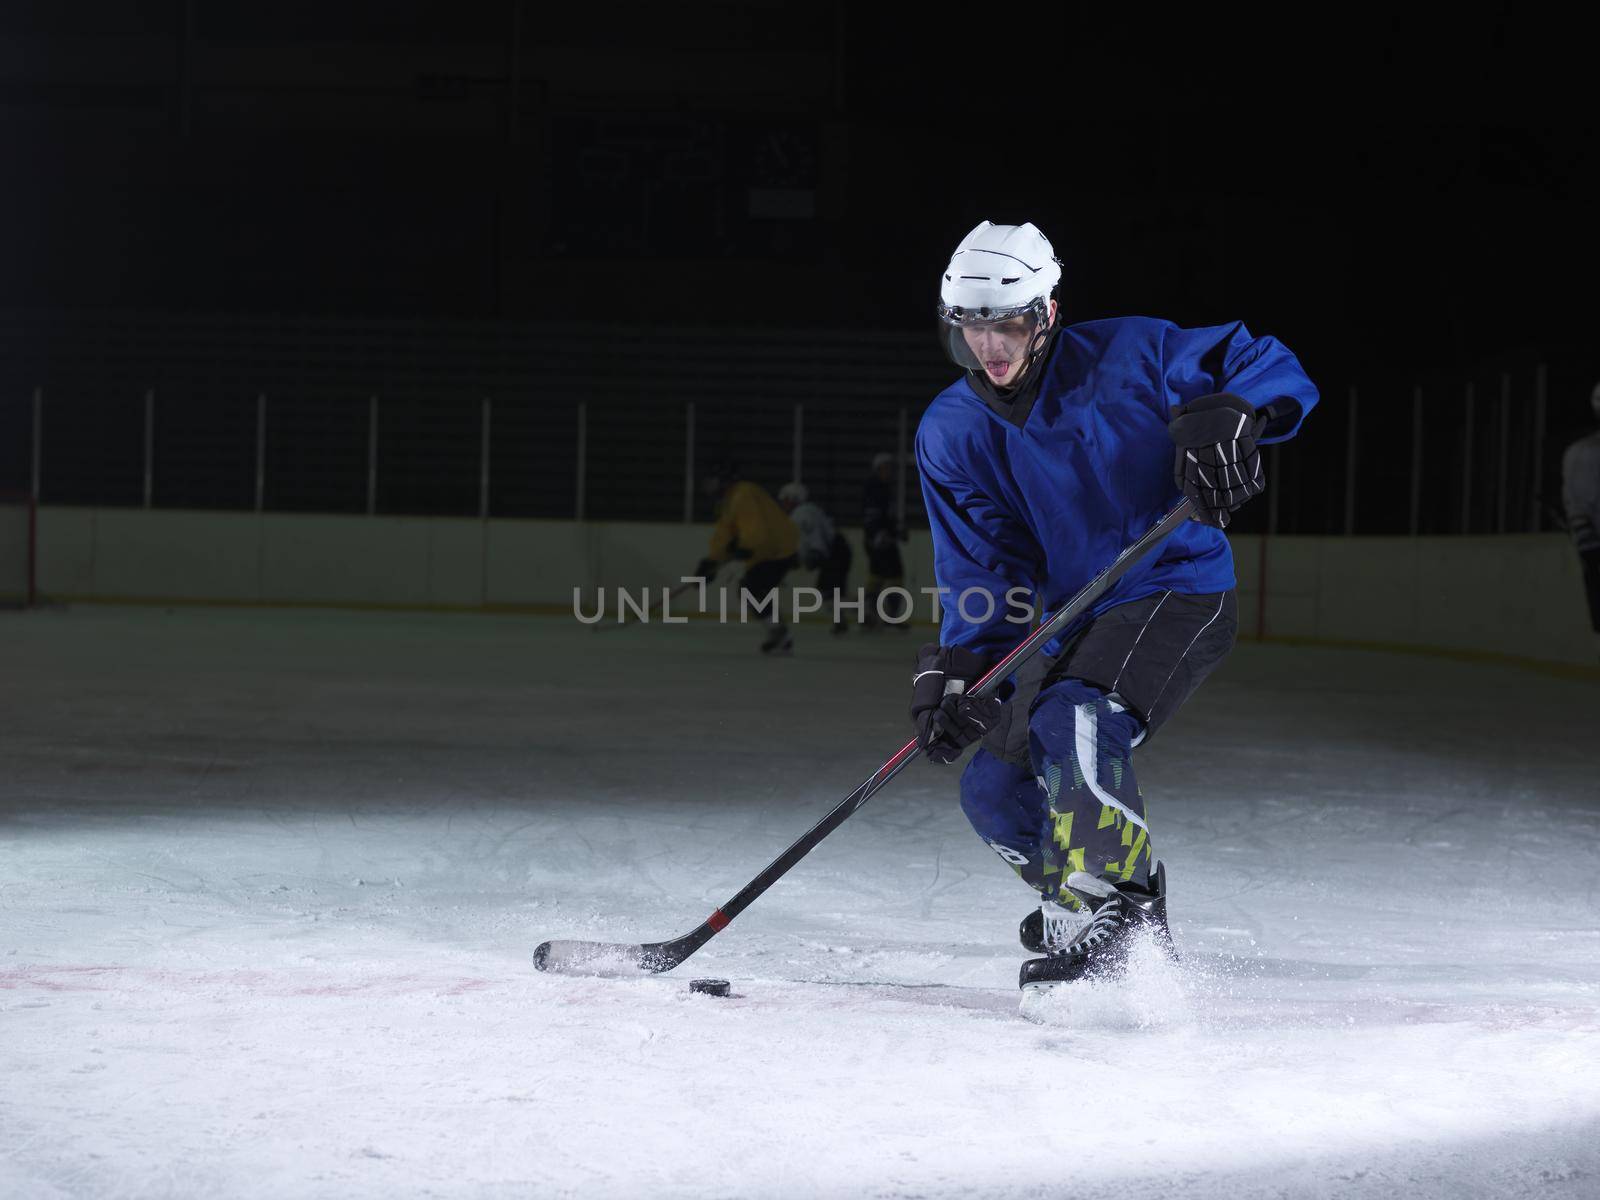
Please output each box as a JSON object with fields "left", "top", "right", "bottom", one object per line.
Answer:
{"left": 2, "top": 1, "right": 1596, "bottom": 533}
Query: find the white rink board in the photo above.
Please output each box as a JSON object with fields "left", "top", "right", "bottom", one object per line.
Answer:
{"left": 2, "top": 606, "right": 1598, "bottom": 1198}
{"left": 32, "top": 506, "right": 1598, "bottom": 664}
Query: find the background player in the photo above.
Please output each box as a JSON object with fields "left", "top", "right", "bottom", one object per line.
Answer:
{"left": 694, "top": 461, "right": 800, "bottom": 655}
{"left": 778, "top": 481, "right": 853, "bottom": 636}
{"left": 1562, "top": 382, "right": 1600, "bottom": 659}
{"left": 861, "top": 452, "right": 908, "bottom": 630}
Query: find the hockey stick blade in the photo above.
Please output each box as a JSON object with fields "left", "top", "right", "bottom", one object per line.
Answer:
{"left": 532, "top": 939, "right": 651, "bottom": 977}
{"left": 533, "top": 935, "right": 695, "bottom": 976}
{"left": 593, "top": 568, "right": 734, "bottom": 634}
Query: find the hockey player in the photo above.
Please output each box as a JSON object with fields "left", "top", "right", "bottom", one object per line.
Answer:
{"left": 862, "top": 453, "right": 909, "bottom": 629}
{"left": 1561, "top": 382, "right": 1600, "bottom": 659}
{"left": 778, "top": 482, "right": 853, "bottom": 636}
{"left": 694, "top": 461, "right": 800, "bottom": 654}
{"left": 910, "top": 220, "right": 1318, "bottom": 993}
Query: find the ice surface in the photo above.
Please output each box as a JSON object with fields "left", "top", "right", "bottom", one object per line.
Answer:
{"left": 2, "top": 605, "right": 1598, "bottom": 1198}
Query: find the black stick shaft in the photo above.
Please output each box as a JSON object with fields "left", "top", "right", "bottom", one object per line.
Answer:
{"left": 633, "top": 500, "right": 1196, "bottom": 971}
{"left": 593, "top": 579, "right": 702, "bottom": 633}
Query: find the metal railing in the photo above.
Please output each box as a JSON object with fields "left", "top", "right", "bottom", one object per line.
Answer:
{"left": 13, "top": 384, "right": 922, "bottom": 530}
{"left": 0, "top": 310, "right": 1586, "bottom": 538}
{"left": 1240, "top": 357, "right": 1573, "bottom": 538}
{"left": 0, "top": 310, "right": 947, "bottom": 528}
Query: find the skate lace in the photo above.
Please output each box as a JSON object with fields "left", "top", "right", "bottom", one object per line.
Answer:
{"left": 1072, "top": 896, "right": 1131, "bottom": 952}
{"left": 1041, "top": 906, "right": 1076, "bottom": 951}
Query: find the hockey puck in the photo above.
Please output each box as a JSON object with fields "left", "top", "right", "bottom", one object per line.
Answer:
{"left": 689, "top": 978, "right": 731, "bottom": 997}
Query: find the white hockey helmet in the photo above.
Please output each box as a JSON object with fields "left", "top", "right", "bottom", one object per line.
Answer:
{"left": 937, "top": 221, "right": 1061, "bottom": 374}
{"left": 777, "top": 481, "right": 808, "bottom": 505}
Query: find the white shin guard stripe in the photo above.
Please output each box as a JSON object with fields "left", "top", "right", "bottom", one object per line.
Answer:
{"left": 1073, "top": 702, "right": 1148, "bottom": 833}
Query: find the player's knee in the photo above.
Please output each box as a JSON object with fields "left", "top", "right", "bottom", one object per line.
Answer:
{"left": 958, "top": 751, "right": 1029, "bottom": 842}
{"left": 1028, "top": 682, "right": 1143, "bottom": 771}
{"left": 957, "top": 754, "right": 1000, "bottom": 832}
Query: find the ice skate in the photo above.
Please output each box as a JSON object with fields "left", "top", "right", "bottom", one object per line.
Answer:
{"left": 1018, "top": 899, "right": 1081, "bottom": 954}
{"left": 1018, "top": 861, "right": 1173, "bottom": 990}
{"left": 759, "top": 624, "right": 794, "bottom": 656}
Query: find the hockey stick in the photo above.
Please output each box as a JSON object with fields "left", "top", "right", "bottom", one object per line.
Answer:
{"left": 591, "top": 564, "right": 736, "bottom": 634}
{"left": 590, "top": 580, "right": 698, "bottom": 634}
{"left": 534, "top": 499, "right": 1197, "bottom": 976}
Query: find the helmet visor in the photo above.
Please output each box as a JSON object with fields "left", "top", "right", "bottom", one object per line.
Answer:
{"left": 936, "top": 301, "right": 1047, "bottom": 384}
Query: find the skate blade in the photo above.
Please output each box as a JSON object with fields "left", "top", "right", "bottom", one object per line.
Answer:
{"left": 1019, "top": 976, "right": 1139, "bottom": 1026}
{"left": 1018, "top": 981, "right": 1071, "bottom": 1025}
{"left": 1017, "top": 942, "right": 1190, "bottom": 1028}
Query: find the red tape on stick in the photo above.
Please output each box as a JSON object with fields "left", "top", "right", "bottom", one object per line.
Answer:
{"left": 707, "top": 909, "right": 730, "bottom": 932}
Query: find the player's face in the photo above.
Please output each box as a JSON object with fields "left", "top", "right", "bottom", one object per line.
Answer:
{"left": 960, "top": 315, "right": 1034, "bottom": 385}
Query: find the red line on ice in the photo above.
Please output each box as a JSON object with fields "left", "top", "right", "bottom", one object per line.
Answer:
{"left": 0, "top": 966, "right": 497, "bottom": 997}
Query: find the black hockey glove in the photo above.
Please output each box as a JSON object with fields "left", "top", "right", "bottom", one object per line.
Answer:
{"left": 692, "top": 557, "right": 718, "bottom": 580}
{"left": 910, "top": 643, "right": 1003, "bottom": 765}
{"left": 1168, "top": 392, "right": 1267, "bottom": 529}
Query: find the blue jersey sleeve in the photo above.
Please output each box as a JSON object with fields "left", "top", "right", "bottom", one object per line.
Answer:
{"left": 1159, "top": 321, "right": 1319, "bottom": 442}
{"left": 915, "top": 414, "right": 1039, "bottom": 661}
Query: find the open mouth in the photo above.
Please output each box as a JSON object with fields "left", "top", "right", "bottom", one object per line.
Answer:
{"left": 985, "top": 360, "right": 1011, "bottom": 377}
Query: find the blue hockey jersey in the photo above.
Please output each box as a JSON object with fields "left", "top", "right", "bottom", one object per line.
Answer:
{"left": 916, "top": 316, "right": 1318, "bottom": 659}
